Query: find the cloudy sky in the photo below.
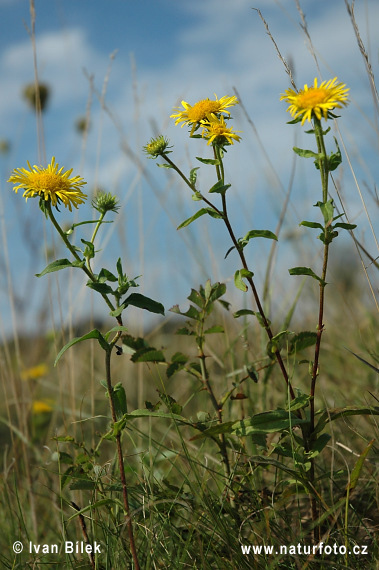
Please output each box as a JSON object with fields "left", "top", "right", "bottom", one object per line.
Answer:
{"left": 0, "top": 0, "right": 378, "bottom": 335}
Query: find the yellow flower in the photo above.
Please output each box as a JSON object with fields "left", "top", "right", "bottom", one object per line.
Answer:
{"left": 171, "top": 94, "right": 238, "bottom": 134}
{"left": 32, "top": 400, "right": 53, "bottom": 414}
{"left": 201, "top": 114, "right": 242, "bottom": 146}
{"left": 280, "top": 77, "right": 349, "bottom": 125}
{"left": 21, "top": 363, "right": 48, "bottom": 381}
{"left": 8, "top": 156, "right": 87, "bottom": 211}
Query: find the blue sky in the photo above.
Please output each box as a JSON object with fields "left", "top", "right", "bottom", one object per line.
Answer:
{"left": 0, "top": 0, "right": 378, "bottom": 335}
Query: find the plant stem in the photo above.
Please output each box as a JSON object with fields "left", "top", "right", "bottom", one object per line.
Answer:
{"left": 47, "top": 202, "right": 139, "bottom": 561}
{"left": 105, "top": 346, "right": 140, "bottom": 570}
{"left": 46, "top": 203, "right": 119, "bottom": 318}
{"left": 162, "top": 152, "right": 297, "bottom": 401}
{"left": 308, "top": 118, "right": 331, "bottom": 541}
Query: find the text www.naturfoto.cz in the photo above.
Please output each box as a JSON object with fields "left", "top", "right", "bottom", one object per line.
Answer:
{"left": 241, "top": 543, "right": 368, "bottom": 556}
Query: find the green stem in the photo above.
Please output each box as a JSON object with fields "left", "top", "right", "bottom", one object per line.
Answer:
{"left": 212, "top": 146, "right": 297, "bottom": 402}
{"left": 309, "top": 117, "right": 331, "bottom": 542}
{"left": 105, "top": 345, "right": 140, "bottom": 570}
{"left": 46, "top": 202, "right": 118, "bottom": 318}
{"left": 86, "top": 211, "right": 106, "bottom": 272}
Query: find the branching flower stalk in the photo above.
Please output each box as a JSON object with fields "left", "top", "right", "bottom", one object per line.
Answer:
{"left": 8, "top": 158, "right": 141, "bottom": 570}
{"left": 160, "top": 149, "right": 296, "bottom": 402}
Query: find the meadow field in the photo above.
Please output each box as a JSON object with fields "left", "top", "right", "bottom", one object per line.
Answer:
{"left": 0, "top": 1, "right": 378, "bottom": 568}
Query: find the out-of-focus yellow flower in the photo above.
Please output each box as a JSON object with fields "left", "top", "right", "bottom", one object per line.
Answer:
{"left": 280, "top": 77, "right": 349, "bottom": 125}
{"left": 32, "top": 400, "right": 53, "bottom": 414}
{"left": 8, "top": 157, "right": 87, "bottom": 211}
{"left": 21, "top": 364, "right": 48, "bottom": 381}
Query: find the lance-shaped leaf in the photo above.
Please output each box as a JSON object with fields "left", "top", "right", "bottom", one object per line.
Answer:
{"left": 123, "top": 293, "right": 165, "bottom": 315}
{"left": 300, "top": 221, "right": 324, "bottom": 231}
{"left": 54, "top": 329, "right": 110, "bottom": 366}
{"left": 243, "top": 229, "right": 278, "bottom": 242}
{"left": 232, "top": 409, "right": 308, "bottom": 436}
{"left": 177, "top": 207, "right": 223, "bottom": 229}
{"left": 196, "top": 156, "right": 220, "bottom": 165}
{"left": 208, "top": 179, "right": 231, "bottom": 194}
{"left": 333, "top": 222, "right": 357, "bottom": 231}
{"left": 347, "top": 439, "right": 375, "bottom": 492}
{"left": 36, "top": 258, "right": 84, "bottom": 277}
{"left": 293, "top": 147, "right": 321, "bottom": 159}
{"left": 313, "top": 406, "right": 379, "bottom": 435}
{"left": 289, "top": 266, "right": 326, "bottom": 286}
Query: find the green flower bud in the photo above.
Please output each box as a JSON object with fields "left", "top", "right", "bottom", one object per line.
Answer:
{"left": 143, "top": 135, "right": 172, "bottom": 159}
{"left": 92, "top": 191, "right": 120, "bottom": 214}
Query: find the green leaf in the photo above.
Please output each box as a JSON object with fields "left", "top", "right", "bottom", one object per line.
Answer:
{"left": 189, "top": 167, "right": 199, "bottom": 186}
{"left": 177, "top": 207, "right": 222, "bottom": 229}
{"left": 232, "top": 409, "right": 308, "bottom": 436}
{"left": 285, "top": 392, "right": 310, "bottom": 412}
{"left": 187, "top": 288, "right": 205, "bottom": 308}
{"left": 157, "top": 163, "right": 173, "bottom": 169}
{"left": 207, "top": 281, "right": 226, "bottom": 303}
{"left": 81, "top": 239, "right": 95, "bottom": 260}
{"left": 36, "top": 258, "right": 83, "bottom": 277}
{"left": 293, "top": 147, "right": 320, "bottom": 159}
{"left": 170, "top": 304, "right": 200, "bottom": 320}
{"left": 166, "top": 352, "right": 188, "bottom": 378}
{"left": 112, "top": 382, "right": 128, "bottom": 418}
{"left": 243, "top": 229, "right": 278, "bottom": 241}
{"left": 196, "top": 156, "right": 220, "bottom": 165}
{"left": 347, "top": 439, "right": 375, "bottom": 492}
{"left": 308, "top": 433, "right": 331, "bottom": 459}
{"left": 104, "top": 325, "right": 128, "bottom": 341}
{"left": 266, "top": 330, "right": 292, "bottom": 356}
{"left": 315, "top": 199, "right": 334, "bottom": 225}
{"left": 204, "top": 325, "right": 224, "bottom": 334}
{"left": 127, "top": 408, "right": 187, "bottom": 422}
{"left": 233, "top": 309, "right": 256, "bottom": 318}
{"left": 224, "top": 245, "right": 235, "bottom": 259}
{"left": 54, "top": 329, "right": 110, "bottom": 366}
{"left": 314, "top": 406, "right": 379, "bottom": 435}
{"left": 327, "top": 137, "right": 342, "bottom": 172}
{"left": 288, "top": 266, "right": 326, "bottom": 285}
{"left": 289, "top": 331, "right": 318, "bottom": 354}
{"left": 98, "top": 268, "right": 118, "bottom": 282}
{"left": 190, "top": 421, "right": 236, "bottom": 440}
{"left": 234, "top": 268, "right": 253, "bottom": 292}
{"left": 123, "top": 293, "right": 165, "bottom": 315}
{"left": 131, "top": 348, "right": 166, "bottom": 363}
{"left": 300, "top": 221, "right": 324, "bottom": 231}
{"left": 208, "top": 179, "right": 231, "bottom": 194}
{"left": 86, "top": 280, "right": 114, "bottom": 295}
{"left": 333, "top": 222, "right": 357, "bottom": 231}
{"left": 69, "top": 480, "right": 97, "bottom": 491}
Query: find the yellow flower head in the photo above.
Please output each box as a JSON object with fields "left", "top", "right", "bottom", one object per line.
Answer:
{"left": 201, "top": 114, "right": 242, "bottom": 146}
{"left": 21, "top": 363, "right": 48, "bottom": 381}
{"left": 280, "top": 78, "right": 349, "bottom": 125}
{"left": 32, "top": 400, "right": 53, "bottom": 414}
{"left": 171, "top": 94, "right": 238, "bottom": 135}
{"left": 8, "top": 157, "right": 87, "bottom": 211}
